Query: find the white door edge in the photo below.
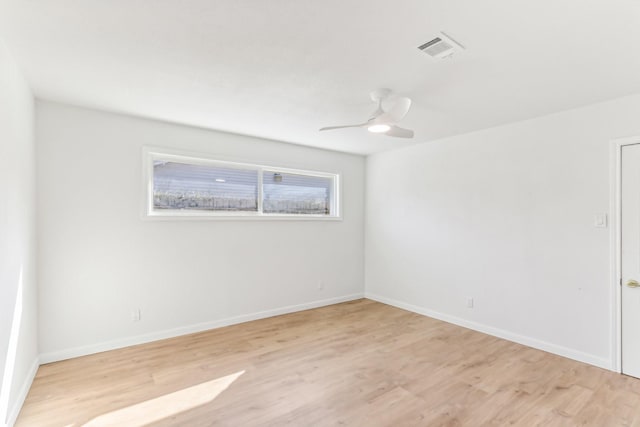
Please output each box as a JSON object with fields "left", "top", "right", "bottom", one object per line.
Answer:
{"left": 610, "top": 135, "right": 640, "bottom": 374}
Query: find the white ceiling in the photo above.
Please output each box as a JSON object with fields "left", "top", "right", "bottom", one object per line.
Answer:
{"left": 1, "top": 0, "right": 640, "bottom": 155}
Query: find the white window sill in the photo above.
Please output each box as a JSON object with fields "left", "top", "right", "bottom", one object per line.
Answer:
{"left": 144, "top": 211, "right": 343, "bottom": 221}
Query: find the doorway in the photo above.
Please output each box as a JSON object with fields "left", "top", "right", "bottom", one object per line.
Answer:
{"left": 612, "top": 136, "right": 640, "bottom": 377}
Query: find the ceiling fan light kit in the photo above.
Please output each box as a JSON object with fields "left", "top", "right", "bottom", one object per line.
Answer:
{"left": 367, "top": 124, "right": 391, "bottom": 133}
{"left": 319, "top": 88, "right": 414, "bottom": 139}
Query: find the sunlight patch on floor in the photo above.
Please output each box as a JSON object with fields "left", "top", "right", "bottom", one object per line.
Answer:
{"left": 82, "top": 370, "right": 244, "bottom": 427}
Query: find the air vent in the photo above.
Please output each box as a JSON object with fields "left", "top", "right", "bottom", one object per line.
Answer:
{"left": 418, "top": 32, "right": 464, "bottom": 59}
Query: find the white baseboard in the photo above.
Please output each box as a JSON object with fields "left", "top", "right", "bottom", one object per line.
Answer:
{"left": 40, "top": 293, "right": 364, "bottom": 364}
{"left": 365, "top": 292, "right": 612, "bottom": 371}
{"left": 6, "top": 356, "right": 39, "bottom": 427}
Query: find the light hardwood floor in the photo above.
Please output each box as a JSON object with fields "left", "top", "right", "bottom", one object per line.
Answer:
{"left": 16, "top": 299, "right": 640, "bottom": 426}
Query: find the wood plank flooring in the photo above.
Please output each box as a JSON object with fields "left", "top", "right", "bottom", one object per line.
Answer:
{"left": 15, "top": 299, "right": 640, "bottom": 426}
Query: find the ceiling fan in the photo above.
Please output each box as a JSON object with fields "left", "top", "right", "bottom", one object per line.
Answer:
{"left": 320, "top": 88, "right": 414, "bottom": 138}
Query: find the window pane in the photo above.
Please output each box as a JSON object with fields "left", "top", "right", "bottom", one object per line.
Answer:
{"left": 263, "top": 171, "right": 332, "bottom": 215}
{"left": 153, "top": 161, "right": 258, "bottom": 211}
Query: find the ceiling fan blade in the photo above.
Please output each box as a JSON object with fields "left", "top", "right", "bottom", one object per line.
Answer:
{"left": 386, "top": 125, "right": 414, "bottom": 138}
{"left": 385, "top": 97, "right": 412, "bottom": 122}
{"left": 319, "top": 123, "right": 367, "bottom": 131}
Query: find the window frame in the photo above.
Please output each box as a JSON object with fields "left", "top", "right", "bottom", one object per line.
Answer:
{"left": 143, "top": 147, "right": 341, "bottom": 220}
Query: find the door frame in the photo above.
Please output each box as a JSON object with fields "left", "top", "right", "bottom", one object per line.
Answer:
{"left": 610, "top": 135, "right": 640, "bottom": 373}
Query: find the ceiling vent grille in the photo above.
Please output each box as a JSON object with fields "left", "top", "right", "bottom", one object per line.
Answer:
{"left": 418, "top": 32, "right": 465, "bottom": 59}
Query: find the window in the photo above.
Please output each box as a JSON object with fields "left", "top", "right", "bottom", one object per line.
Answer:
{"left": 263, "top": 171, "right": 333, "bottom": 215}
{"left": 153, "top": 162, "right": 258, "bottom": 212}
{"left": 145, "top": 149, "right": 340, "bottom": 219}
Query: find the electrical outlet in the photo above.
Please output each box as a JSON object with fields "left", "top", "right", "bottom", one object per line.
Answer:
{"left": 131, "top": 308, "right": 141, "bottom": 322}
{"left": 317, "top": 280, "right": 324, "bottom": 291}
{"left": 594, "top": 213, "right": 607, "bottom": 228}
{"left": 466, "top": 298, "right": 474, "bottom": 308}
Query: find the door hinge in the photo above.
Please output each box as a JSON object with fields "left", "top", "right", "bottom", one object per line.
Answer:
{"left": 620, "top": 277, "right": 623, "bottom": 286}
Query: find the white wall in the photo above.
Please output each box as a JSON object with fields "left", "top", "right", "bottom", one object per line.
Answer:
{"left": 37, "top": 101, "right": 365, "bottom": 362}
{"left": 0, "top": 39, "right": 37, "bottom": 426}
{"left": 366, "top": 93, "right": 640, "bottom": 369}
